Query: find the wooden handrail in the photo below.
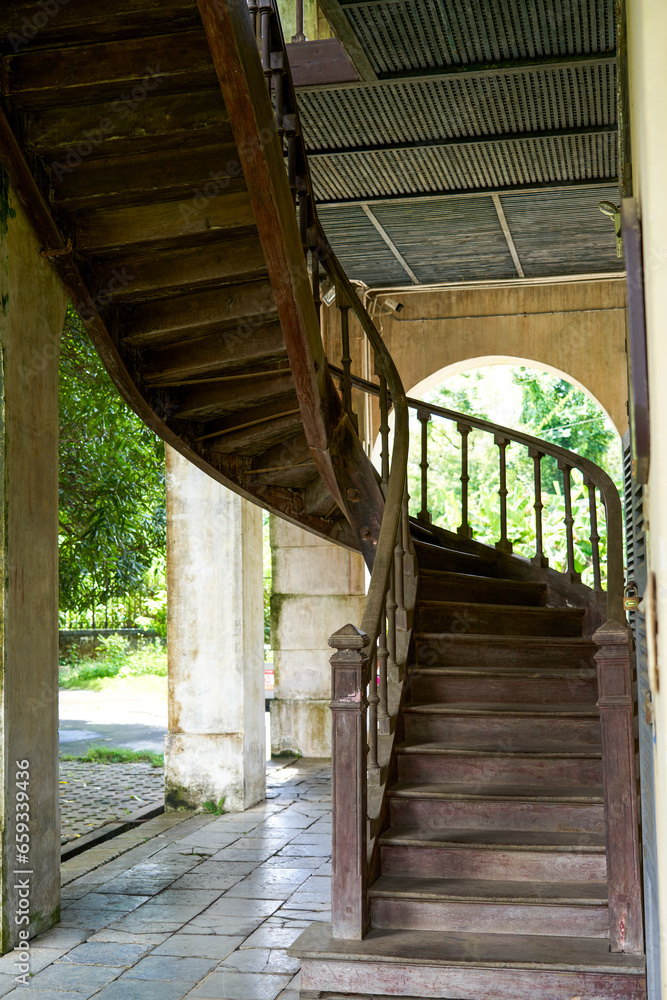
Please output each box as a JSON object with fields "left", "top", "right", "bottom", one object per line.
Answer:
{"left": 329, "top": 365, "right": 624, "bottom": 622}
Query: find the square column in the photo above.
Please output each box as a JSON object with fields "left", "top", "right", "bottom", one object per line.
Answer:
{"left": 270, "top": 517, "right": 365, "bottom": 757}
{"left": 0, "top": 174, "right": 67, "bottom": 951}
{"left": 164, "top": 447, "right": 265, "bottom": 812}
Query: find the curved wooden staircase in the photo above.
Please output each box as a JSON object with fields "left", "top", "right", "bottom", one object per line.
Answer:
{"left": 0, "top": 0, "right": 646, "bottom": 997}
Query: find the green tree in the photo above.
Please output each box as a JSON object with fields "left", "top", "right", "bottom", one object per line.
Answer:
{"left": 59, "top": 306, "right": 166, "bottom": 629}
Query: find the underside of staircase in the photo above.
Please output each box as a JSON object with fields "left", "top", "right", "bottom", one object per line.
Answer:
{"left": 292, "top": 525, "right": 646, "bottom": 1000}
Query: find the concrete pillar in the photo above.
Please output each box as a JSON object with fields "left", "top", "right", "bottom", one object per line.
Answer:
{"left": 270, "top": 517, "right": 365, "bottom": 757}
{"left": 0, "top": 173, "right": 67, "bottom": 951}
{"left": 165, "top": 447, "right": 265, "bottom": 812}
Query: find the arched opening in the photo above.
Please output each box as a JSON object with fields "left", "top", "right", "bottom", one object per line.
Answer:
{"left": 402, "top": 361, "right": 622, "bottom": 589}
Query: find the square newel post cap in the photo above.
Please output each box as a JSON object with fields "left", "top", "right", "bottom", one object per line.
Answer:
{"left": 328, "top": 623, "right": 370, "bottom": 650}
{"left": 593, "top": 619, "right": 630, "bottom": 646}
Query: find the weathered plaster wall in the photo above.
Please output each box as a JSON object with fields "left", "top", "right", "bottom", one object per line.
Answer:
{"left": 323, "top": 278, "right": 629, "bottom": 436}
{"left": 165, "top": 446, "right": 265, "bottom": 812}
{"left": 626, "top": 2, "right": 667, "bottom": 994}
{"left": 270, "top": 516, "right": 365, "bottom": 757}
{"left": 0, "top": 173, "right": 67, "bottom": 951}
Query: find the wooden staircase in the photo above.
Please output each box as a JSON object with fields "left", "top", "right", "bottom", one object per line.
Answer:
{"left": 293, "top": 527, "right": 646, "bottom": 999}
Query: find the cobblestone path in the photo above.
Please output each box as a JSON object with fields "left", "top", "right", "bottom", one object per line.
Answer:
{"left": 60, "top": 762, "right": 165, "bottom": 845}
{"left": 1, "top": 759, "right": 330, "bottom": 998}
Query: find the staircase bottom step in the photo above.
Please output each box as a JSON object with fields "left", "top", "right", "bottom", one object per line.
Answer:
{"left": 291, "top": 923, "right": 646, "bottom": 1000}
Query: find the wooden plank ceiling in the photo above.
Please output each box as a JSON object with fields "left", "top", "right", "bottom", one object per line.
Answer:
{"left": 292, "top": 0, "right": 622, "bottom": 285}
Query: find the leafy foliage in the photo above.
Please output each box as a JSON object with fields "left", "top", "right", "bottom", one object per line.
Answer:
{"left": 59, "top": 306, "right": 167, "bottom": 628}
{"left": 407, "top": 367, "right": 621, "bottom": 588}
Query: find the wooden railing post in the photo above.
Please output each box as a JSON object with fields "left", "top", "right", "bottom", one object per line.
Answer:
{"left": 417, "top": 409, "right": 431, "bottom": 523}
{"left": 329, "top": 624, "right": 369, "bottom": 940}
{"left": 593, "top": 620, "right": 643, "bottom": 954}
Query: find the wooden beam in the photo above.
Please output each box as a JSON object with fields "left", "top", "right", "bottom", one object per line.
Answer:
{"left": 3, "top": 30, "right": 216, "bottom": 106}
{"left": 491, "top": 193, "right": 524, "bottom": 279}
{"left": 287, "top": 38, "right": 359, "bottom": 86}
{"left": 167, "top": 370, "right": 294, "bottom": 419}
{"left": 25, "top": 91, "right": 230, "bottom": 157}
{"left": 316, "top": 0, "right": 377, "bottom": 81}
{"left": 94, "top": 237, "right": 266, "bottom": 301}
{"left": 122, "top": 280, "right": 276, "bottom": 347}
{"left": 141, "top": 320, "right": 287, "bottom": 383}
{"left": 52, "top": 142, "right": 243, "bottom": 210}
{"left": 320, "top": 177, "right": 619, "bottom": 208}
{"left": 75, "top": 189, "right": 255, "bottom": 252}
{"left": 360, "top": 204, "right": 420, "bottom": 284}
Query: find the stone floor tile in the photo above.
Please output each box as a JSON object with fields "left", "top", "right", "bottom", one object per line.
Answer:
{"left": 209, "top": 849, "right": 276, "bottom": 863}
{"left": 186, "top": 913, "right": 267, "bottom": 936}
{"left": 58, "top": 909, "right": 120, "bottom": 931}
{"left": 151, "top": 890, "right": 222, "bottom": 908}
{"left": 272, "top": 908, "right": 330, "bottom": 922}
{"left": 124, "top": 956, "right": 218, "bottom": 981}
{"left": 167, "top": 873, "right": 243, "bottom": 891}
{"left": 185, "top": 971, "right": 291, "bottom": 999}
{"left": 89, "top": 930, "right": 171, "bottom": 946}
{"left": 200, "top": 897, "right": 282, "bottom": 918}
{"left": 256, "top": 857, "right": 321, "bottom": 870}
{"left": 28, "top": 962, "right": 124, "bottom": 993}
{"left": 30, "top": 929, "right": 90, "bottom": 951}
{"left": 61, "top": 941, "right": 152, "bottom": 966}
{"left": 276, "top": 844, "right": 330, "bottom": 858}
{"left": 94, "top": 979, "right": 197, "bottom": 1000}
{"left": 216, "top": 948, "right": 270, "bottom": 972}
{"left": 264, "top": 951, "right": 300, "bottom": 974}
{"left": 152, "top": 935, "right": 245, "bottom": 960}
{"left": 240, "top": 926, "right": 305, "bottom": 950}
{"left": 298, "top": 877, "right": 331, "bottom": 893}
{"left": 3, "top": 991, "right": 93, "bottom": 999}
{"left": 0, "top": 975, "right": 17, "bottom": 998}
{"left": 192, "top": 861, "right": 258, "bottom": 877}
{"left": 288, "top": 834, "right": 331, "bottom": 847}
{"left": 68, "top": 892, "right": 150, "bottom": 911}
{"left": 0, "top": 948, "right": 63, "bottom": 975}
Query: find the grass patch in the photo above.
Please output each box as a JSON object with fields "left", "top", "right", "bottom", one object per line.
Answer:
{"left": 60, "top": 636, "right": 167, "bottom": 689}
{"left": 60, "top": 745, "right": 164, "bottom": 767}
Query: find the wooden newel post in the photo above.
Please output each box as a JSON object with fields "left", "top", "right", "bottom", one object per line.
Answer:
{"left": 329, "top": 624, "right": 369, "bottom": 940}
{"left": 593, "top": 620, "right": 643, "bottom": 954}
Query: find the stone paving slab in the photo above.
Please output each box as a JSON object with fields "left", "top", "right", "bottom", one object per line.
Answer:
{"left": 60, "top": 762, "right": 165, "bottom": 845}
{"left": 11, "top": 760, "right": 329, "bottom": 1000}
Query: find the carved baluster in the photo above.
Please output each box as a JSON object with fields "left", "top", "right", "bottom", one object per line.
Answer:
{"left": 329, "top": 624, "right": 369, "bottom": 940}
{"left": 586, "top": 477, "right": 602, "bottom": 592}
{"left": 298, "top": 185, "right": 308, "bottom": 255}
{"left": 385, "top": 561, "right": 396, "bottom": 694}
{"left": 311, "top": 247, "right": 321, "bottom": 325}
{"left": 340, "top": 302, "right": 354, "bottom": 420}
{"left": 368, "top": 643, "right": 380, "bottom": 772}
{"left": 529, "top": 447, "right": 548, "bottom": 567}
{"left": 558, "top": 460, "right": 581, "bottom": 582}
{"left": 292, "top": 0, "right": 306, "bottom": 41}
{"left": 417, "top": 409, "right": 431, "bottom": 523}
{"left": 593, "top": 621, "right": 643, "bottom": 953}
{"left": 378, "top": 599, "right": 391, "bottom": 734}
{"left": 286, "top": 122, "right": 297, "bottom": 207}
{"left": 395, "top": 513, "right": 407, "bottom": 630}
{"left": 494, "top": 434, "right": 512, "bottom": 553}
{"left": 457, "top": 421, "right": 472, "bottom": 538}
{"left": 378, "top": 369, "right": 389, "bottom": 496}
{"left": 259, "top": 0, "right": 272, "bottom": 90}
{"left": 247, "top": 0, "right": 259, "bottom": 36}
{"left": 272, "top": 54, "right": 284, "bottom": 137}
{"left": 402, "top": 488, "right": 415, "bottom": 576}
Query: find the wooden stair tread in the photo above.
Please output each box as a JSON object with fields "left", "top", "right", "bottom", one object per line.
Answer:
{"left": 380, "top": 826, "right": 606, "bottom": 851}
{"left": 369, "top": 874, "right": 608, "bottom": 903}
{"left": 419, "top": 599, "right": 584, "bottom": 616}
{"left": 389, "top": 782, "right": 603, "bottom": 802}
{"left": 397, "top": 740, "right": 602, "bottom": 758}
{"left": 290, "top": 922, "right": 645, "bottom": 974}
{"left": 404, "top": 702, "right": 600, "bottom": 717}
{"left": 415, "top": 632, "right": 595, "bottom": 646}
{"left": 408, "top": 664, "right": 597, "bottom": 678}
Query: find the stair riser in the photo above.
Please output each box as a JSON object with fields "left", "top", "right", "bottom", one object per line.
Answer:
{"left": 299, "top": 956, "right": 647, "bottom": 1000}
{"left": 380, "top": 844, "right": 607, "bottom": 882}
{"left": 397, "top": 754, "right": 603, "bottom": 787}
{"left": 415, "top": 636, "right": 595, "bottom": 668}
{"left": 413, "top": 546, "right": 495, "bottom": 576}
{"left": 389, "top": 797, "right": 605, "bottom": 834}
{"left": 370, "top": 897, "right": 609, "bottom": 938}
{"left": 417, "top": 606, "right": 583, "bottom": 637}
{"left": 418, "top": 578, "right": 545, "bottom": 607}
{"left": 404, "top": 713, "right": 601, "bottom": 746}
{"left": 409, "top": 674, "right": 598, "bottom": 705}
